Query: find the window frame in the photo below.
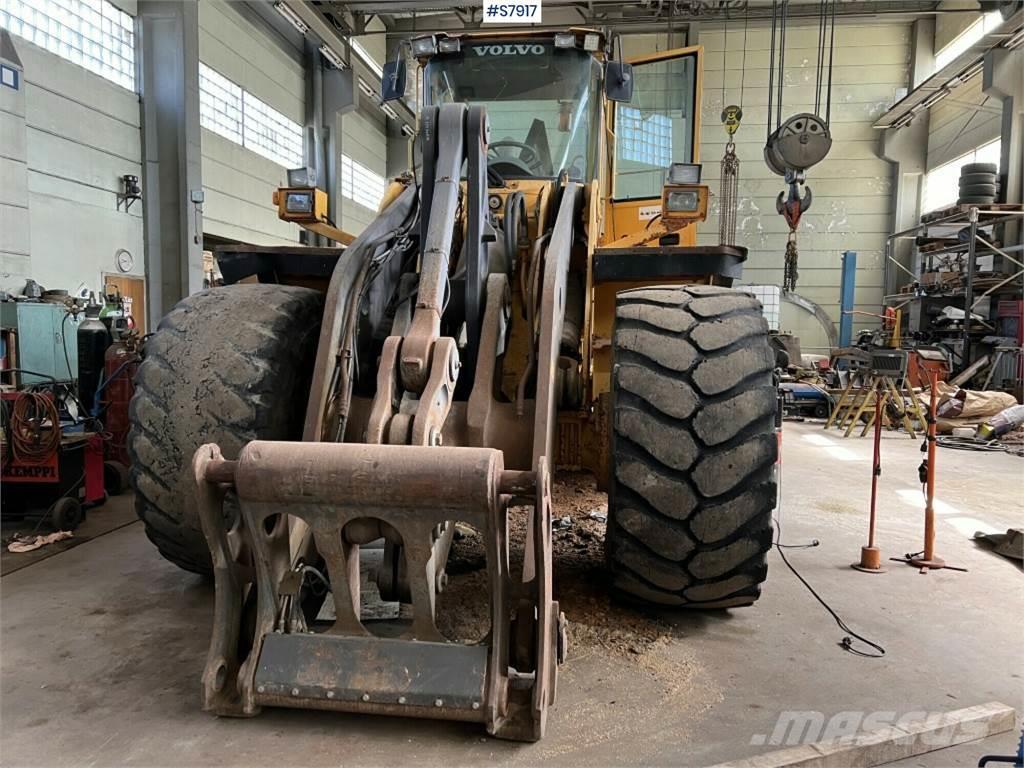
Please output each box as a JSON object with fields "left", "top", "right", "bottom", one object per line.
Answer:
{"left": 922, "top": 139, "right": 1001, "bottom": 214}
{"left": 197, "top": 62, "right": 304, "bottom": 170}
{"left": 611, "top": 45, "right": 702, "bottom": 202}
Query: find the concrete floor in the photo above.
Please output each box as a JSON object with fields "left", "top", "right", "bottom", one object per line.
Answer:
{"left": 2, "top": 421, "right": 1022, "bottom": 767}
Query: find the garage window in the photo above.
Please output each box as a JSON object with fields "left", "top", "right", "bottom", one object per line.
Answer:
{"left": 922, "top": 139, "right": 1000, "bottom": 213}
{"left": 1, "top": 0, "right": 135, "bottom": 91}
{"left": 242, "top": 91, "right": 303, "bottom": 169}
{"left": 340, "top": 153, "right": 386, "bottom": 211}
{"left": 199, "top": 63, "right": 242, "bottom": 144}
{"left": 934, "top": 11, "right": 1002, "bottom": 70}
{"left": 198, "top": 62, "right": 303, "bottom": 169}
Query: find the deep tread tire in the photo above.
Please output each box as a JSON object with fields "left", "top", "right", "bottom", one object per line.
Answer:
{"left": 127, "top": 284, "right": 323, "bottom": 574}
{"left": 606, "top": 285, "right": 777, "bottom": 608}
{"left": 961, "top": 162, "right": 997, "bottom": 175}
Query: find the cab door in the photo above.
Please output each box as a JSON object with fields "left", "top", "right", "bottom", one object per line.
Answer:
{"left": 604, "top": 45, "right": 703, "bottom": 245}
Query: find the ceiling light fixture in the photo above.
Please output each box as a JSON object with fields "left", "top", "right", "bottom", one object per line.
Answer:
{"left": 273, "top": 2, "right": 308, "bottom": 35}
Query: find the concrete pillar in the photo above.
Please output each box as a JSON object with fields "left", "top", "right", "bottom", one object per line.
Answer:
{"left": 135, "top": 0, "right": 204, "bottom": 328}
{"left": 881, "top": 118, "right": 928, "bottom": 295}
{"left": 324, "top": 65, "right": 355, "bottom": 228}
{"left": 878, "top": 16, "right": 934, "bottom": 297}
{"left": 910, "top": 17, "right": 935, "bottom": 88}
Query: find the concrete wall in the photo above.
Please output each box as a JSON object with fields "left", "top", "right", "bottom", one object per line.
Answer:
{"left": 692, "top": 21, "right": 911, "bottom": 350}
{"left": 0, "top": 35, "right": 144, "bottom": 295}
{"left": 926, "top": 73, "right": 1002, "bottom": 172}
{"left": 198, "top": 0, "right": 302, "bottom": 245}
{"left": 935, "top": 0, "right": 982, "bottom": 52}
{"left": 339, "top": 105, "right": 387, "bottom": 233}
{"left": 337, "top": 18, "right": 389, "bottom": 234}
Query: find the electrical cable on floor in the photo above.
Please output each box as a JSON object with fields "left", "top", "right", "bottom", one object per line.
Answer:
{"left": 937, "top": 436, "right": 1007, "bottom": 453}
{"left": 775, "top": 453, "right": 887, "bottom": 658}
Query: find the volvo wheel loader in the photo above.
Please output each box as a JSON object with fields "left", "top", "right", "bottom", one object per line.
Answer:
{"left": 128, "top": 29, "right": 777, "bottom": 741}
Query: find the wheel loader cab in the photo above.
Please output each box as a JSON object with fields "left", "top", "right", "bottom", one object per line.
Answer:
{"left": 397, "top": 30, "right": 743, "bottom": 463}
{"left": 128, "top": 26, "right": 778, "bottom": 745}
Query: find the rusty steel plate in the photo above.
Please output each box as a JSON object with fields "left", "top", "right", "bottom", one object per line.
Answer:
{"left": 253, "top": 633, "right": 489, "bottom": 717}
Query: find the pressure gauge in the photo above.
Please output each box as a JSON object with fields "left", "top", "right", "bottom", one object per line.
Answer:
{"left": 115, "top": 248, "right": 134, "bottom": 273}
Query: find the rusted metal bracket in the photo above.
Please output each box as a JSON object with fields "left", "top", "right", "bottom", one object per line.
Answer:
{"left": 193, "top": 441, "right": 563, "bottom": 740}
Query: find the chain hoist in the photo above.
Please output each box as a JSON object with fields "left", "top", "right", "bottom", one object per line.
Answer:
{"left": 765, "top": 0, "right": 836, "bottom": 291}
{"left": 718, "top": 8, "right": 747, "bottom": 247}
{"left": 719, "top": 114, "right": 741, "bottom": 246}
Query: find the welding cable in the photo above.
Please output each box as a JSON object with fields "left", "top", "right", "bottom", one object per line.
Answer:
{"left": 936, "top": 436, "right": 1008, "bottom": 452}
{"left": 11, "top": 391, "right": 62, "bottom": 465}
{"left": 775, "top": 452, "right": 886, "bottom": 658}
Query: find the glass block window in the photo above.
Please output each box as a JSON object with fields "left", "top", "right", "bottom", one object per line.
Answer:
{"left": 198, "top": 63, "right": 303, "bottom": 169}
{"left": 0, "top": 0, "right": 136, "bottom": 91}
{"left": 340, "top": 153, "right": 386, "bottom": 211}
{"left": 199, "top": 63, "right": 242, "bottom": 144}
{"left": 618, "top": 106, "right": 672, "bottom": 167}
{"left": 744, "top": 284, "right": 781, "bottom": 330}
{"left": 242, "top": 91, "right": 303, "bottom": 169}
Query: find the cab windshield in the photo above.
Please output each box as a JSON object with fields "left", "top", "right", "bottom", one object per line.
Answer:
{"left": 425, "top": 42, "right": 601, "bottom": 182}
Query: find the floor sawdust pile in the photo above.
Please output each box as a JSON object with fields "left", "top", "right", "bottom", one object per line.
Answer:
{"left": 438, "top": 471, "right": 675, "bottom": 658}
{"left": 438, "top": 472, "right": 720, "bottom": 758}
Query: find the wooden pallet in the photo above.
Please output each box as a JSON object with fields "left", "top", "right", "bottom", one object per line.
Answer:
{"left": 921, "top": 202, "right": 1024, "bottom": 223}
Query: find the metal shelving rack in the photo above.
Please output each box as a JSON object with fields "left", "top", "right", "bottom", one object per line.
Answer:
{"left": 883, "top": 204, "right": 1024, "bottom": 369}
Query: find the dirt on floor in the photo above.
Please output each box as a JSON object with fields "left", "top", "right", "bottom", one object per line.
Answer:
{"left": 437, "top": 470, "right": 674, "bottom": 657}
{"left": 436, "top": 471, "right": 720, "bottom": 741}
{"left": 437, "top": 471, "right": 722, "bottom": 758}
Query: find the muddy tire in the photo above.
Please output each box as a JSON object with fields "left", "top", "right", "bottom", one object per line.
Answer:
{"left": 606, "top": 285, "right": 778, "bottom": 608}
{"left": 128, "top": 284, "right": 323, "bottom": 575}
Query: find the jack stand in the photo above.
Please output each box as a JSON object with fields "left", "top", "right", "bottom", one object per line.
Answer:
{"left": 852, "top": 390, "right": 886, "bottom": 573}
{"left": 905, "top": 370, "right": 952, "bottom": 573}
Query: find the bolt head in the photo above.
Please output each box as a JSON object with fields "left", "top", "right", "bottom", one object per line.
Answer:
{"left": 434, "top": 698, "right": 444, "bottom": 707}
{"left": 257, "top": 685, "right": 265, "bottom": 694}
{"left": 361, "top": 693, "right": 370, "bottom": 702}
{"left": 327, "top": 691, "right": 335, "bottom": 699}
{"left": 397, "top": 696, "right": 407, "bottom": 704}
{"left": 291, "top": 688, "right": 300, "bottom": 696}
{"left": 472, "top": 701, "right": 481, "bottom": 710}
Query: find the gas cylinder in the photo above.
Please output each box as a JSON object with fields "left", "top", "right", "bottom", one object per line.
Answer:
{"left": 101, "top": 335, "right": 140, "bottom": 467}
{"left": 77, "top": 305, "right": 111, "bottom": 413}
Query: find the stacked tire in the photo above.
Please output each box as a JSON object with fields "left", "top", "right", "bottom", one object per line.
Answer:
{"left": 958, "top": 162, "right": 1001, "bottom": 206}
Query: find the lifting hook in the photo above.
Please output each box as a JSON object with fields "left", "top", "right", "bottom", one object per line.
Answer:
{"left": 776, "top": 171, "right": 812, "bottom": 231}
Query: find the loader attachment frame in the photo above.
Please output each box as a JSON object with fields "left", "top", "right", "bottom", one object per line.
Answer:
{"left": 191, "top": 102, "right": 575, "bottom": 742}
{"left": 194, "top": 442, "right": 562, "bottom": 740}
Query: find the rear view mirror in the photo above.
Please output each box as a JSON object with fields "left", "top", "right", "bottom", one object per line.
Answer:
{"left": 605, "top": 61, "right": 633, "bottom": 103}
{"left": 381, "top": 58, "right": 407, "bottom": 102}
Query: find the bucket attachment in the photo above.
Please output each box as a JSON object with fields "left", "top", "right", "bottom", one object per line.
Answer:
{"left": 193, "top": 440, "right": 565, "bottom": 741}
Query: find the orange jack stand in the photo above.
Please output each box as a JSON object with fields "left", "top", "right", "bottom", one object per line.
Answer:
{"left": 852, "top": 387, "right": 886, "bottom": 573}
{"left": 909, "top": 369, "right": 946, "bottom": 571}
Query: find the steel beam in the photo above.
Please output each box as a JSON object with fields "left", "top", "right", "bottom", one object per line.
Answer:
{"left": 135, "top": 0, "right": 204, "bottom": 329}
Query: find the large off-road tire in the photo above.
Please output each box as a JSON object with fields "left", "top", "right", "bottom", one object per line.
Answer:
{"left": 606, "top": 285, "right": 778, "bottom": 608}
{"left": 128, "top": 284, "right": 323, "bottom": 575}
